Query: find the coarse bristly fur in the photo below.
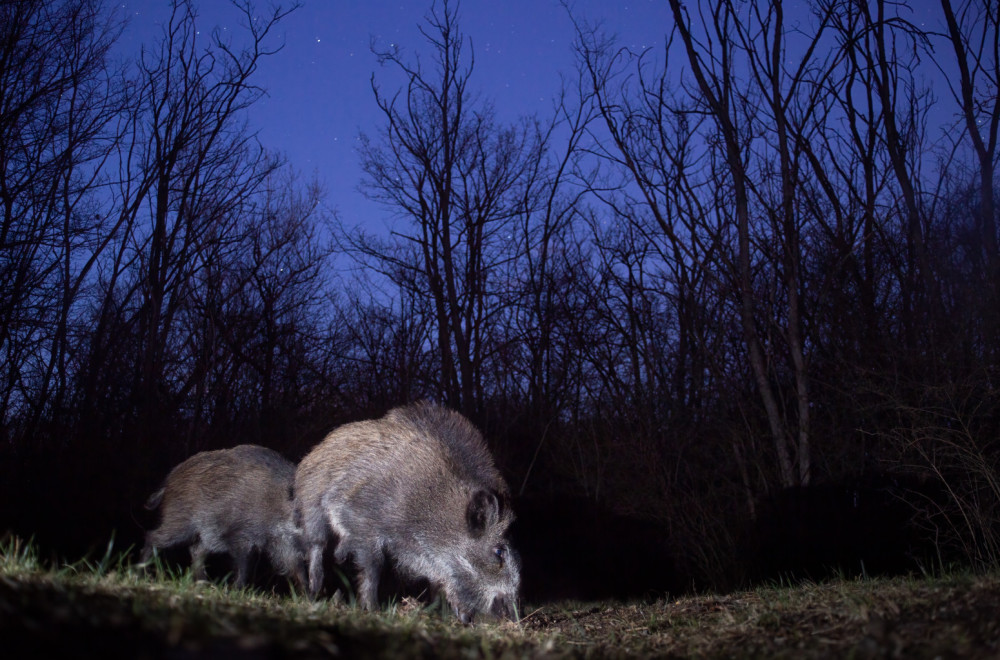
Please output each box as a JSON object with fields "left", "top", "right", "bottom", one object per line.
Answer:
{"left": 294, "top": 401, "right": 520, "bottom": 622}
{"left": 140, "top": 444, "right": 306, "bottom": 589}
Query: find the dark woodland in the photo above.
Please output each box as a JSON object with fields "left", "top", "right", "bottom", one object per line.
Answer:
{"left": 2, "top": 0, "right": 999, "bottom": 602}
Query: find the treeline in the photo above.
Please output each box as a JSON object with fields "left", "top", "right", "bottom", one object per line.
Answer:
{"left": 2, "top": 0, "right": 999, "bottom": 593}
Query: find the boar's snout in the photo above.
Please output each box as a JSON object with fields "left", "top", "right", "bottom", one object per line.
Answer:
{"left": 448, "top": 536, "right": 521, "bottom": 624}
{"left": 450, "top": 574, "right": 519, "bottom": 624}
{"left": 491, "top": 593, "right": 517, "bottom": 622}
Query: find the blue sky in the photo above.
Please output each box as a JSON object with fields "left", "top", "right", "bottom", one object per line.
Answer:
{"left": 118, "top": 0, "right": 672, "bottom": 232}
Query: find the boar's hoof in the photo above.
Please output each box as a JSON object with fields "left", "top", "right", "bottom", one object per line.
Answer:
{"left": 453, "top": 605, "right": 475, "bottom": 625}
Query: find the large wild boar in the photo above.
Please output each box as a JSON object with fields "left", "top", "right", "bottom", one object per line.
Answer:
{"left": 141, "top": 444, "right": 306, "bottom": 589}
{"left": 294, "top": 401, "right": 520, "bottom": 622}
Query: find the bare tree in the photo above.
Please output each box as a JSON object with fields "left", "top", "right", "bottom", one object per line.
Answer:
{"left": 508, "top": 90, "right": 590, "bottom": 428}
{"left": 616, "top": 0, "right": 811, "bottom": 485}
{"left": 857, "top": 0, "right": 936, "bottom": 348}
{"left": 939, "top": 0, "right": 1000, "bottom": 332}
{"left": 0, "top": 0, "right": 125, "bottom": 438}
{"left": 181, "top": 170, "right": 334, "bottom": 448}
{"left": 337, "top": 284, "right": 435, "bottom": 412}
{"left": 54, "top": 0, "right": 309, "bottom": 456}
{"left": 355, "top": 0, "right": 544, "bottom": 416}
{"left": 132, "top": 1, "right": 292, "bottom": 423}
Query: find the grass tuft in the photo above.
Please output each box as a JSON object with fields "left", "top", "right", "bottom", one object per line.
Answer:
{"left": 0, "top": 533, "right": 42, "bottom": 575}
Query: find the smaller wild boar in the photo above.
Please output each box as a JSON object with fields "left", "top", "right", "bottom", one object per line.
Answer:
{"left": 141, "top": 444, "right": 306, "bottom": 589}
{"left": 295, "top": 401, "right": 520, "bottom": 622}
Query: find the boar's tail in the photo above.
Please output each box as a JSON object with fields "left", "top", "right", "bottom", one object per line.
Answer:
{"left": 144, "top": 487, "right": 165, "bottom": 510}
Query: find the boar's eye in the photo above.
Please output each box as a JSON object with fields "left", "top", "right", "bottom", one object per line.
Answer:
{"left": 493, "top": 545, "right": 505, "bottom": 566}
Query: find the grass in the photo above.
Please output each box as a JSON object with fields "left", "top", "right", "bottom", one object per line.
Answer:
{"left": 3, "top": 535, "right": 1000, "bottom": 658}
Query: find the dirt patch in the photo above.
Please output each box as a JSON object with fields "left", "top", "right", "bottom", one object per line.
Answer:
{"left": 522, "top": 577, "right": 1000, "bottom": 658}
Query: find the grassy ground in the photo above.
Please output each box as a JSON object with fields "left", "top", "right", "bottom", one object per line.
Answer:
{"left": 2, "top": 536, "right": 1000, "bottom": 658}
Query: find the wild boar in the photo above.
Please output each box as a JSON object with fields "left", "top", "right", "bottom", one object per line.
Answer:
{"left": 294, "top": 401, "right": 520, "bottom": 622}
{"left": 140, "top": 444, "right": 306, "bottom": 589}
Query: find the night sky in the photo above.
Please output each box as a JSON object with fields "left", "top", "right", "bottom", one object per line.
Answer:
{"left": 118, "top": 0, "right": 673, "bottom": 234}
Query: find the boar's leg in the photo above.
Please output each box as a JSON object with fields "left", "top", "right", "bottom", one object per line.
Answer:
{"left": 190, "top": 540, "right": 209, "bottom": 581}
{"left": 298, "top": 502, "right": 330, "bottom": 598}
{"left": 138, "top": 537, "right": 162, "bottom": 574}
{"left": 306, "top": 542, "right": 325, "bottom": 598}
{"left": 286, "top": 556, "right": 308, "bottom": 593}
{"left": 352, "top": 546, "right": 384, "bottom": 611}
{"left": 232, "top": 548, "right": 250, "bottom": 587}
{"left": 268, "top": 534, "right": 307, "bottom": 592}
{"left": 139, "top": 539, "right": 155, "bottom": 565}
{"left": 334, "top": 536, "right": 383, "bottom": 610}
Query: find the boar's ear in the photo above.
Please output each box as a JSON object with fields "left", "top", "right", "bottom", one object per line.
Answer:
{"left": 466, "top": 489, "right": 500, "bottom": 537}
